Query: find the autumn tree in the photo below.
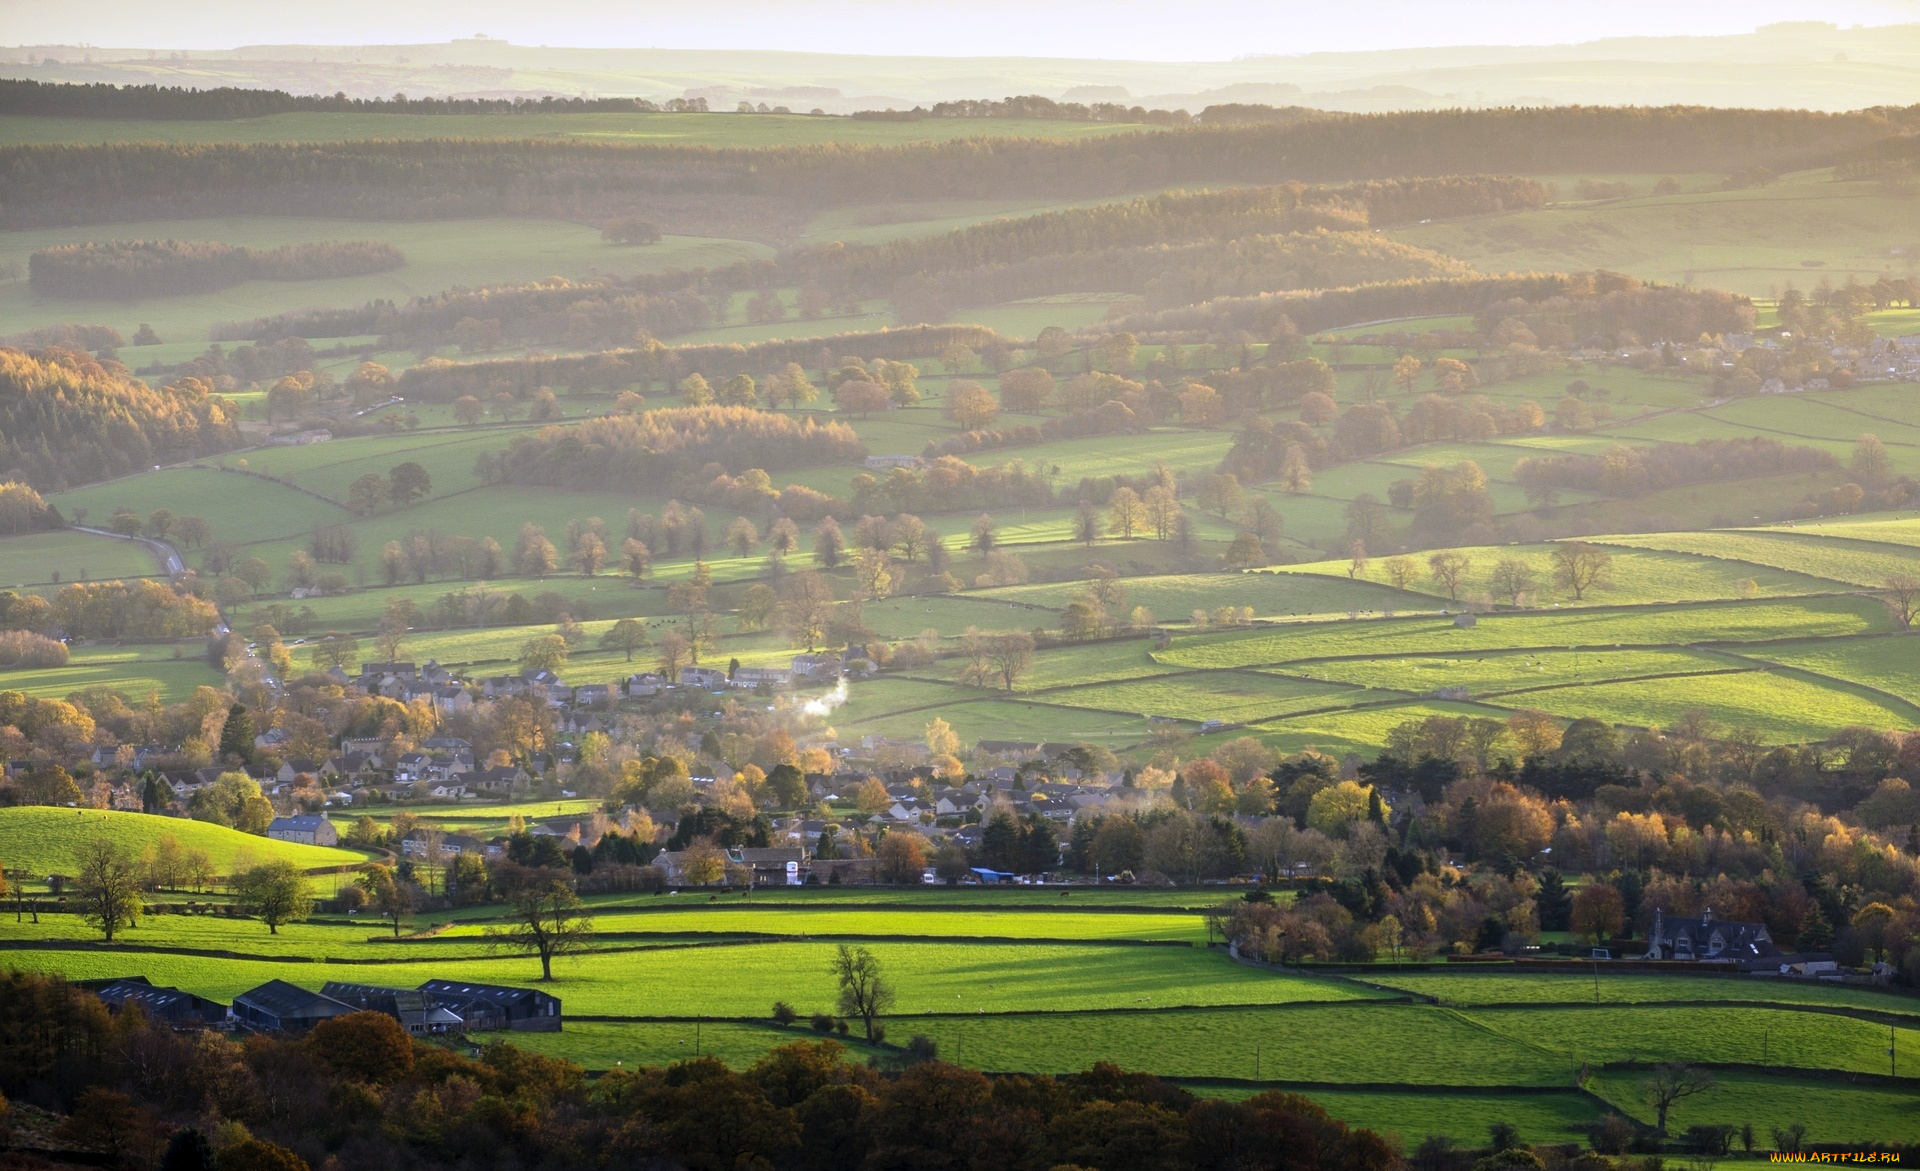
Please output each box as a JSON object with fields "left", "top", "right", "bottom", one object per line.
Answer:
{"left": 1570, "top": 884, "right": 1624, "bottom": 943}
{"left": 876, "top": 832, "right": 928, "bottom": 884}
{"left": 1107, "top": 486, "right": 1146, "bottom": 539}
{"left": 945, "top": 381, "right": 999, "bottom": 430}
{"left": 356, "top": 863, "right": 413, "bottom": 938}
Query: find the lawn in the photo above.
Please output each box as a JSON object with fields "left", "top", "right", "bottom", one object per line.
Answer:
{"left": 0, "top": 808, "right": 369, "bottom": 880}
{"left": 436, "top": 907, "right": 1211, "bottom": 944}
{"left": 1036, "top": 672, "right": 1360, "bottom": 724}
{"left": 0, "top": 939, "right": 1378, "bottom": 1017}
{"left": 0, "top": 530, "right": 162, "bottom": 591}
{"left": 1494, "top": 667, "right": 1920, "bottom": 740}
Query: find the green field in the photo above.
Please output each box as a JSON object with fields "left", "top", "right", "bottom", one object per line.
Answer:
{"left": 0, "top": 530, "right": 162, "bottom": 590}
{"left": 0, "top": 807, "right": 369, "bottom": 879}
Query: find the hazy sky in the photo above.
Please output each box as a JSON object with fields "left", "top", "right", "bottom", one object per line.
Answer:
{"left": 14, "top": 0, "right": 1920, "bottom": 59}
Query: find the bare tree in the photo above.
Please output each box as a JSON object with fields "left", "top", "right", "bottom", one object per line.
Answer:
{"left": 1489, "top": 557, "right": 1538, "bottom": 605}
{"left": 832, "top": 943, "right": 896, "bottom": 1041}
{"left": 1642, "top": 1064, "right": 1715, "bottom": 1133}
{"left": 1551, "top": 542, "right": 1614, "bottom": 601}
{"left": 1883, "top": 573, "right": 1920, "bottom": 631}
{"left": 1427, "top": 552, "right": 1472, "bottom": 600}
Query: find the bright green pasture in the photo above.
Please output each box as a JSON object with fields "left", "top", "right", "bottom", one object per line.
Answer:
{"left": 1288, "top": 543, "right": 1843, "bottom": 606}
{"left": 837, "top": 697, "right": 1152, "bottom": 748}
{"left": 1750, "top": 638, "right": 1920, "bottom": 706}
{"left": 906, "top": 1004, "right": 1567, "bottom": 1085}
{"left": 1463, "top": 1005, "right": 1920, "bottom": 1076}
{"left": 0, "top": 914, "right": 447, "bottom": 958}
{"left": 1585, "top": 1070, "right": 1920, "bottom": 1142}
{"left": 1154, "top": 596, "right": 1893, "bottom": 670}
{"left": 438, "top": 908, "right": 1209, "bottom": 943}
{"left": 1706, "top": 395, "right": 1920, "bottom": 466}
{"left": 383, "top": 798, "right": 606, "bottom": 829}
{"left": 1036, "top": 672, "right": 1359, "bottom": 724}
{"left": 2, "top": 653, "right": 224, "bottom": 703}
{"left": 1366, "top": 971, "right": 1920, "bottom": 1016}
{"left": 0, "top": 530, "right": 161, "bottom": 590}
{"left": 51, "top": 467, "right": 348, "bottom": 549}
{"left": 1244, "top": 701, "right": 1479, "bottom": 758}
{"left": 1290, "top": 647, "right": 1745, "bottom": 696}
{"left": 1792, "top": 515, "right": 1920, "bottom": 549}
{"left": 239, "top": 430, "right": 535, "bottom": 504}
{"left": 0, "top": 214, "right": 772, "bottom": 342}
{"left": 0, "top": 939, "right": 1376, "bottom": 1016}
{"left": 1256, "top": 1089, "right": 1607, "bottom": 1147}
{"left": 568, "top": 887, "right": 1231, "bottom": 911}
{"left": 1596, "top": 530, "right": 1920, "bottom": 588}
{"left": 967, "top": 429, "right": 1233, "bottom": 484}
{"left": 1503, "top": 669, "right": 1920, "bottom": 739}
{"left": 980, "top": 570, "right": 1422, "bottom": 622}
{"left": 502, "top": 1020, "right": 861, "bottom": 1071}
{"left": 0, "top": 112, "right": 1146, "bottom": 150}
{"left": 0, "top": 808, "right": 368, "bottom": 879}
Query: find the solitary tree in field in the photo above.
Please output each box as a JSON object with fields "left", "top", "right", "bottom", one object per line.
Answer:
{"left": 76, "top": 838, "right": 140, "bottom": 942}
{"left": 346, "top": 473, "right": 388, "bottom": 517}
{"left": 1427, "top": 551, "right": 1472, "bottom": 600}
{"left": 832, "top": 943, "right": 896, "bottom": 1041}
{"left": 488, "top": 862, "right": 594, "bottom": 981}
{"left": 600, "top": 618, "right": 652, "bottom": 662}
{"left": 1883, "top": 574, "right": 1920, "bottom": 632}
{"left": 1550, "top": 542, "right": 1613, "bottom": 600}
{"left": 1642, "top": 1064, "right": 1715, "bottom": 1133}
{"left": 387, "top": 462, "right": 432, "bottom": 507}
{"left": 357, "top": 864, "right": 413, "bottom": 938}
{"left": 230, "top": 860, "right": 314, "bottom": 934}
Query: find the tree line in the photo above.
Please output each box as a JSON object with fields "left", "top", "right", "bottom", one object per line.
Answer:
{"left": 28, "top": 238, "right": 404, "bottom": 299}
{"left": 5, "top": 106, "right": 1906, "bottom": 230}
{"left": 0, "top": 77, "right": 711, "bottom": 119}
{"left": 0, "top": 967, "right": 1398, "bottom": 1171}
{"left": 479, "top": 406, "right": 864, "bottom": 493}
{"left": 1113, "top": 272, "right": 1753, "bottom": 345}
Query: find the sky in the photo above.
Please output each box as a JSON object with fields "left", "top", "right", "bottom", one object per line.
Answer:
{"left": 12, "top": 0, "right": 1920, "bottom": 59}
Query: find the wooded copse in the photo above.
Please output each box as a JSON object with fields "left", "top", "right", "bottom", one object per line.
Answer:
{"left": 28, "top": 238, "right": 406, "bottom": 299}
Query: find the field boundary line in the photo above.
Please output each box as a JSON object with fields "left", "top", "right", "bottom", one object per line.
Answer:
{"left": 1709, "top": 653, "right": 1920, "bottom": 721}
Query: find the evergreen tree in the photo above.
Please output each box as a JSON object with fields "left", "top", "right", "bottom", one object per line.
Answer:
{"left": 1535, "top": 868, "right": 1572, "bottom": 932}
{"left": 160, "top": 1128, "right": 216, "bottom": 1171}
{"left": 217, "top": 703, "right": 254, "bottom": 765}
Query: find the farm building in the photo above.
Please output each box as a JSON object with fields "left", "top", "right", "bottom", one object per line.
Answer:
{"left": 84, "top": 976, "right": 227, "bottom": 1026}
{"left": 266, "top": 814, "right": 338, "bottom": 847}
{"left": 232, "top": 980, "right": 359, "bottom": 1033}
{"left": 679, "top": 665, "right": 729, "bottom": 690}
{"left": 417, "top": 979, "right": 562, "bottom": 1032}
{"left": 1643, "top": 907, "right": 1778, "bottom": 962}
{"left": 320, "top": 982, "right": 467, "bottom": 1034}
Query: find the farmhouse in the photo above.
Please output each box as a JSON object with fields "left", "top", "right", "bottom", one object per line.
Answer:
{"left": 84, "top": 976, "right": 227, "bottom": 1026}
{"left": 417, "top": 979, "right": 562, "bottom": 1032}
{"left": 1643, "top": 907, "right": 1778, "bottom": 962}
{"left": 232, "top": 980, "right": 359, "bottom": 1033}
{"left": 679, "top": 665, "right": 729, "bottom": 690}
{"left": 320, "top": 981, "right": 467, "bottom": 1034}
{"left": 266, "top": 813, "right": 338, "bottom": 846}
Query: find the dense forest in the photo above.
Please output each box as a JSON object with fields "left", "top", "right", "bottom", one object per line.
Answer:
{"left": 0, "top": 347, "right": 242, "bottom": 490}
{"left": 4, "top": 106, "right": 1911, "bottom": 231}
{"left": 28, "top": 238, "right": 405, "bottom": 299}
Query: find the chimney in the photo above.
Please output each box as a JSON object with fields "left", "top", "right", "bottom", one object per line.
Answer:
{"left": 1703, "top": 907, "right": 1712, "bottom": 924}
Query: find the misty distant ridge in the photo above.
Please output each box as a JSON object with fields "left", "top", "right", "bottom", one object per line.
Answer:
{"left": 5, "top": 21, "right": 1920, "bottom": 113}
